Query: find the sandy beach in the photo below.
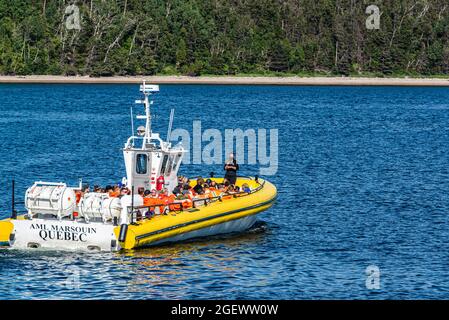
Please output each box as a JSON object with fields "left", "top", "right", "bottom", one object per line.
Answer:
{"left": 0, "top": 75, "right": 448, "bottom": 86}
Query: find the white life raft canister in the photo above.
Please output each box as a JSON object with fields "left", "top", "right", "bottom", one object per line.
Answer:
{"left": 79, "top": 193, "right": 122, "bottom": 223}
{"left": 25, "top": 182, "right": 76, "bottom": 219}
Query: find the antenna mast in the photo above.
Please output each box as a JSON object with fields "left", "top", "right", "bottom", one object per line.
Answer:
{"left": 130, "top": 105, "right": 134, "bottom": 146}
{"left": 167, "top": 108, "right": 174, "bottom": 144}
{"left": 137, "top": 80, "right": 159, "bottom": 148}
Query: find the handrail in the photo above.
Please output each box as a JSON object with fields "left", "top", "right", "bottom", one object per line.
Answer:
{"left": 127, "top": 176, "right": 266, "bottom": 221}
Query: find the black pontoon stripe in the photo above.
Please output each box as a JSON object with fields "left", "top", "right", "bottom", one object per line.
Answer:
{"left": 134, "top": 196, "right": 277, "bottom": 241}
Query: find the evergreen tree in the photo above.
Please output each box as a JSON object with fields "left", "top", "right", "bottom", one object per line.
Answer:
{"left": 0, "top": 0, "right": 447, "bottom": 76}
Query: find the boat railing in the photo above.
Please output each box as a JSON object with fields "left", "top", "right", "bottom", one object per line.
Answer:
{"left": 126, "top": 176, "right": 266, "bottom": 223}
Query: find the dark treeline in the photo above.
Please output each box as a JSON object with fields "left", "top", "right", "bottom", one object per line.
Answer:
{"left": 0, "top": 0, "right": 448, "bottom": 77}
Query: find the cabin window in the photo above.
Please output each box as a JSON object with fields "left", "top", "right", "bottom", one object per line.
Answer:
{"left": 160, "top": 155, "right": 169, "bottom": 175}
{"left": 172, "top": 154, "right": 181, "bottom": 172}
{"left": 136, "top": 154, "right": 148, "bottom": 174}
{"left": 166, "top": 156, "right": 174, "bottom": 176}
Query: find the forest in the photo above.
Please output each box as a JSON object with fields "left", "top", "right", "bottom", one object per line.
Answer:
{"left": 0, "top": 0, "right": 448, "bottom": 77}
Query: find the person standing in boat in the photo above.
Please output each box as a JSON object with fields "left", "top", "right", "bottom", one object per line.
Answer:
{"left": 224, "top": 153, "right": 239, "bottom": 185}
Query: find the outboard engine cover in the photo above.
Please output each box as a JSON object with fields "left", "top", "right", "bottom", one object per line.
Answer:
{"left": 25, "top": 182, "right": 76, "bottom": 219}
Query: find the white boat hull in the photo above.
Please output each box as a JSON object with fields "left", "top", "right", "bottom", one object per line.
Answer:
{"left": 3, "top": 214, "right": 258, "bottom": 251}
{"left": 149, "top": 214, "right": 258, "bottom": 246}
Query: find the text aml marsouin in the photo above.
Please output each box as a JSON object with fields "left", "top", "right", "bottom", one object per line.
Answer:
{"left": 30, "top": 223, "right": 97, "bottom": 242}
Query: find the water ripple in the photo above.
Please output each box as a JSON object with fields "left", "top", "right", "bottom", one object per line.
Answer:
{"left": 1, "top": 84, "right": 449, "bottom": 299}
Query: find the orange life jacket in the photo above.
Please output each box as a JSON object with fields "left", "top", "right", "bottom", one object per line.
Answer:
{"left": 143, "top": 197, "right": 154, "bottom": 207}
{"left": 109, "top": 191, "right": 120, "bottom": 198}
{"left": 165, "top": 194, "right": 180, "bottom": 211}
{"left": 182, "top": 199, "right": 193, "bottom": 209}
{"left": 157, "top": 194, "right": 172, "bottom": 213}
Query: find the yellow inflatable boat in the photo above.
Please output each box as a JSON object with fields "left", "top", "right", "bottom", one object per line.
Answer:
{"left": 0, "top": 82, "right": 277, "bottom": 251}
{"left": 0, "top": 176, "right": 276, "bottom": 251}
{"left": 116, "top": 177, "right": 277, "bottom": 249}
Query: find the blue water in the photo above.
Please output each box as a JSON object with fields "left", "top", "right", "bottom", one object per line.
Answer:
{"left": 1, "top": 84, "right": 449, "bottom": 299}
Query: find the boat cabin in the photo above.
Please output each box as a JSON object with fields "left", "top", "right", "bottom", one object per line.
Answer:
{"left": 122, "top": 82, "right": 185, "bottom": 194}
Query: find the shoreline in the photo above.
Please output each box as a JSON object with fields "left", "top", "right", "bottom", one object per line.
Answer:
{"left": 0, "top": 75, "right": 448, "bottom": 86}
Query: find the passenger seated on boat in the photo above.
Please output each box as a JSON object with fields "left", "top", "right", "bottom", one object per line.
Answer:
{"left": 241, "top": 183, "right": 251, "bottom": 193}
{"left": 138, "top": 187, "right": 145, "bottom": 197}
{"left": 144, "top": 191, "right": 160, "bottom": 215}
{"left": 120, "top": 187, "right": 130, "bottom": 197}
{"left": 204, "top": 182, "right": 214, "bottom": 194}
{"left": 82, "top": 184, "right": 90, "bottom": 193}
{"left": 181, "top": 177, "right": 191, "bottom": 190}
{"left": 221, "top": 185, "right": 235, "bottom": 200}
{"left": 156, "top": 188, "right": 172, "bottom": 214}
{"left": 143, "top": 190, "right": 152, "bottom": 206}
{"left": 143, "top": 189, "right": 161, "bottom": 216}
{"left": 234, "top": 186, "right": 240, "bottom": 193}
{"left": 179, "top": 186, "right": 194, "bottom": 208}
{"left": 76, "top": 185, "right": 89, "bottom": 204}
{"left": 160, "top": 189, "right": 176, "bottom": 211}
{"left": 174, "top": 191, "right": 184, "bottom": 199}
{"left": 109, "top": 185, "right": 120, "bottom": 198}
{"left": 104, "top": 185, "right": 113, "bottom": 195}
{"left": 172, "top": 183, "right": 183, "bottom": 196}
{"left": 181, "top": 196, "right": 193, "bottom": 209}
{"left": 207, "top": 182, "right": 220, "bottom": 197}
{"left": 193, "top": 177, "right": 205, "bottom": 195}
{"left": 182, "top": 184, "right": 193, "bottom": 197}
{"left": 93, "top": 185, "right": 101, "bottom": 193}
{"left": 203, "top": 186, "right": 214, "bottom": 199}
{"left": 168, "top": 191, "right": 182, "bottom": 211}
